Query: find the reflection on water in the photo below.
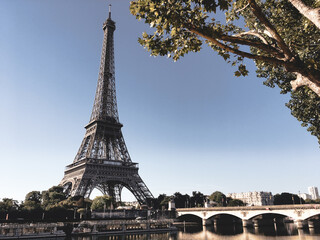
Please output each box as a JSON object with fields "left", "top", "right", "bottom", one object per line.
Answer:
{"left": 72, "top": 234, "right": 174, "bottom": 240}
{"left": 71, "top": 224, "right": 320, "bottom": 240}
{"left": 71, "top": 232, "right": 320, "bottom": 240}
{"left": 176, "top": 231, "right": 320, "bottom": 240}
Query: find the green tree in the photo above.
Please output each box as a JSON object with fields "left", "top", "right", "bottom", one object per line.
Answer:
{"left": 209, "top": 191, "right": 227, "bottom": 206}
{"left": 0, "top": 198, "right": 19, "bottom": 212}
{"left": 190, "top": 191, "right": 205, "bottom": 207}
{"left": 91, "top": 195, "right": 113, "bottom": 211}
{"left": 153, "top": 194, "right": 168, "bottom": 209}
{"left": 0, "top": 198, "right": 19, "bottom": 221}
{"left": 58, "top": 197, "right": 77, "bottom": 210}
{"left": 57, "top": 196, "right": 92, "bottom": 210}
{"left": 41, "top": 186, "right": 67, "bottom": 210}
{"left": 173, "top": 192, "right": 190, "bottom": 208}
{"left": 159, "top": 196, "right": 171, "bottom": 210}
{"left": 130, "top": 0, "right": 320, "bottom": 144}
{"left": 226, "top": 197, "right": 245, "bottom": 206}
{"left": 23, "top": 191, "right": 42, "bottom": 211}
{"left": 273, "top": 192, "right": 305, "bottom": 205}
{"left": 305, "top": 198, "right": 320, "bottom": 204}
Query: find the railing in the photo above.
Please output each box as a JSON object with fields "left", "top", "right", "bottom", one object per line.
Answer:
{"left": 0, "top": 222, "right": 65, "bottom": 238}
{"left": 177, "top": 204, "right": 320, "bottom": 212}
{"left": 65, "top": 159, "right": 86, "bottom": 170}
{"left": 80, "top": 219, "right": 174, "bottom": 226}
{"left": 65, "top": 158, "right": 138, "bottom": 170}
{"left": 0, "top": 222, "right": 64, "bottom": 228}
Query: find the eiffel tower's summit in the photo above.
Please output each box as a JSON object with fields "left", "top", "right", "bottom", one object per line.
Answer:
{"left": 60, "top": 5, "right": 154, "bottom": 205}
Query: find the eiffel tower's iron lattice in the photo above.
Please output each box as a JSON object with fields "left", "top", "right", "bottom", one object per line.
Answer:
{"left": 60, "top": 8, "right": 154, "bottom": 205}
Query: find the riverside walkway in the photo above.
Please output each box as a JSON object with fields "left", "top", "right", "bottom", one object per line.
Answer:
{"left": 0, "top": 219, "right": 175, "bottom": 239}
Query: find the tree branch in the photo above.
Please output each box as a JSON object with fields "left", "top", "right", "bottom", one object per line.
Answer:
{"left": 291, "top": 73, "right": 320, "bottom": 96}
{"left": 233, "top": 30, "right": 268, "bottom": 44}
{"left": 218, "top": 32, "right": 284, "bottom": 58}
{"left": 236, "top": 3, "right": 250, "bottom": 13}
{"left": 192, "top": 27, "right": 320, "bottom": 97}
{"left": 288, "top": 0, "right": 320, "bottom": 29}
{"left": 189, "top": 27, "right": 286, "bottom": 65}
{"left": 247, "top": 0, "right": 295, "bottom": 60}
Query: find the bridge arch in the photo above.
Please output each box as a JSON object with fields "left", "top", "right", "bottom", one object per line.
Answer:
{"left": 248, "top": 212, "right": 291, "bottom": 220}
{"left": 178, "top": 212, "right": 204, "bottom": 220}
{"left": 207, "top": 213, "right": 243, "bottom": 226}
{"left": 206, "top": 212, "right": 243, "bottom": 220}
{"left": 302, "top": 213, "right": 320, "bottom": 220}
{"left": 177, "top": 214, "right": 203, "bottom": 220}
{"left": 176, "top": 214, "right": 204, "bottom": 227}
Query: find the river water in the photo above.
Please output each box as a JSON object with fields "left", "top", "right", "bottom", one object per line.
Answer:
{"left": 70, "top": 224, "right": 320, "bottom": 240}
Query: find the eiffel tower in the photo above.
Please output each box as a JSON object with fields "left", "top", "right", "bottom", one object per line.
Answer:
{"left": 60, "top": 6, "right": 154, "bottom": 205}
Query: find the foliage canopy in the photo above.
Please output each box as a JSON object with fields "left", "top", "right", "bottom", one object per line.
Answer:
{"left": 209, "top": 191, "right": 227, "bottom": 206}
{"left": 91, "top": 195, "right": 113, "bottom": 211}
{"left": 273, "top": 192, "right": 305, "bottom": 205}
{"left": 130, "top": 0, "right": 320, "bottom": 144}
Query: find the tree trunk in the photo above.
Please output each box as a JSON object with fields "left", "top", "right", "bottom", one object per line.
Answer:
{"left": 288, "top": 0, "right": 320, "bottom": 29}
{"left": 291, "top": 73, "right": 320, "bottom": 96}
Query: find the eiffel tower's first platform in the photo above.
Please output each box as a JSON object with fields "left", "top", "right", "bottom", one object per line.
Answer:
{"left": 60, "top": 7, "right": 154, "bottom": 205}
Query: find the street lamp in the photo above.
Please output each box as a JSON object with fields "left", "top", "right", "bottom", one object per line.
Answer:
{"left": 291, "top": 194, "right": 295, "bottom": 205}
{"left": 298, "top": 191, "right": 302, "bottom": 204}
{"left": 74, "top": 207, "right": 78, "bottom": 220}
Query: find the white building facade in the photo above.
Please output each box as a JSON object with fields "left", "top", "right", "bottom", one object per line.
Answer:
{"left": 227, "top": 191, "right": 274, "bottom": 206}
{"left": 298, "top": 193, "right": 312, "bottom": 200}
{"left": 308, "top": 186, "right": 319, "bottom": 200}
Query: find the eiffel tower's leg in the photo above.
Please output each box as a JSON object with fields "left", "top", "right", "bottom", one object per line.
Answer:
{"left": 83, "top": 179, "right": 95, "bottom": 198}
{"left": 62, "top": 182, "right": 73, "bottom": 197}
{"left": 103, "top": 183, "right": 121, "bottom": 203}
{"left": 123, "top": 174, "right": 153, "bottom": 205}
{"left": 96, "top": 183, "right": 108, "bottom": 196}
{"left": 69, "top": 177, "right": 93, "bottom": 197}
{"left": 114, "top": 184, "right": 123, "bottom": 203}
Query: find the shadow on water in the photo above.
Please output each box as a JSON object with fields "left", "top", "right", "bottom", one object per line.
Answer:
{"left": 67, "top": 221, "right": 320, "bottom": 240}
{"left": 175, "top": 224, "right": 203, "bottom": 234}
{"left": 248, "top": 222, "right": 299, "bottom": 236}
{"left": 207, "top": 220, "right": 300, "bottom": 236}
{"left": 207, "top": 223, "right": 243, "bottom": 235}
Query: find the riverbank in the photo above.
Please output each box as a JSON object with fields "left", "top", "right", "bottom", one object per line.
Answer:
{"left": 71, "top": 219, "right": 176, "bottom": 236}
{"left": 0, "top": 219, "right": 176, "bottom": 239}
{"left": 0, "top": 222, "right": 65, "bottom": 239}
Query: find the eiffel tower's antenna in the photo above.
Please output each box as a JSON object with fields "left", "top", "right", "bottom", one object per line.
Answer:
{"left": 90, "top": 2, "right": 117, "bottom": 123}
{"left": 108, "top": 4, "right": 112, "bottom": 19}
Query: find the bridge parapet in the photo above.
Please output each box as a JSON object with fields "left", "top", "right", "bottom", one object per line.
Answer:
{"left": 176, "top": 204, "right": 320, "bottom": 221}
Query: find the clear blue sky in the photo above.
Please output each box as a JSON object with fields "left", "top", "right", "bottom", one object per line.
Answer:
{"left": 1, "top": 0, "right": 319, "bottom": 202}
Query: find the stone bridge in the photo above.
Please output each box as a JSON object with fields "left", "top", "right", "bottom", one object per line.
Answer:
{"left": 176, "top": 204, "right": 320, "bottom": 227}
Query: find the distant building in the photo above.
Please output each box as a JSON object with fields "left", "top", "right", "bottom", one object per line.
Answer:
{"left": 122, "top": 201, "right": 140, "bottom": 209}
{"left": 308, "top": 186, "right": 319, "bottom": 200}
{"left": 298, "top": 193, "right": 311, "bottom": 200}
{"left": 168, "top": 199, "right": 176, "bottom": 210}
{"left": 227, "top": 191, "right": 273, "bottom": 206}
